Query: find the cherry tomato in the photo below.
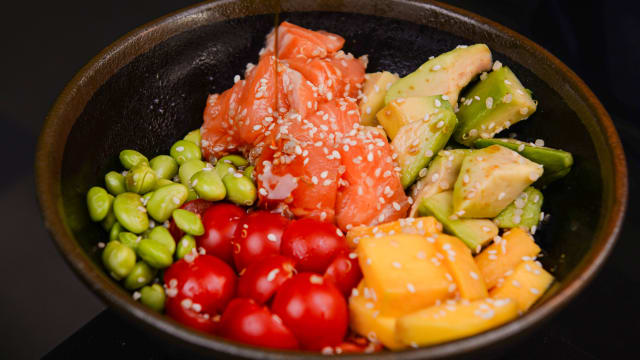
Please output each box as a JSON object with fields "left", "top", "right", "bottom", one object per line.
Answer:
{"left": 219, "top": 298, "right": 299, "bottom": 350}
{"left": 271, "top": 273, "right": 348, "bottom": 350}
{"left": 280, "top": 218, "right": 347, "bottom": 273}
{"left": 231, "top": 211, "right": 289, "bottom": 272}
{"left": 237, "top": 255, "right": 296, "bottom": 304}
{"left": 197, "top": 203, "right": 245, "bottom": 265}
{"left": 324, "top": 250, "right": 362, "bottom": 297}
{"left": 164, "top": 254, "right": 236, "bottom": 333}
{"left": 335, "top": 336, "right": 383, "bottom": 354}
{"left": 169, "top": 199, "right": 213, "bottom": 241}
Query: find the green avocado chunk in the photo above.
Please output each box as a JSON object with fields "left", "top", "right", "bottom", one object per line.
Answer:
{"left": 385, "top": 44, "right": 492, "bottom": 106}
{"left": 391, "top": 96, "right": 458, "bottom": 188}
{"left": 454, "top": 66, "right": 537, "bottom": 146}
{"left": 418, "top": 191, "right": 498, "bottom": 253}
{"left": 473, "top": 138, "right": 573, "bottom": 184}
{"left": 493, "top": 187, "right": 543, "bottom": 231}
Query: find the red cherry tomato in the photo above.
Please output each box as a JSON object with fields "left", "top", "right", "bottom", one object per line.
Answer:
{"left": 280, "top": 218, "right": 347, "bottom": 273}
{"left": 335, "top": 338, "right": 383, "bottom": 354}
{"left": 164, "top": 254, "right": 236, "bottom": 333}
{"left": 324, "top": 250, "right": 362, "bottom": 297}
{"left": 169, "top": 199, "right": 213, "bottom": 241}
{"left": 271, "top": 273, "right": 348, "bottom": 350}
{"left": 237, "top": 255, "right": 296, "bottom": 304}
{"left": 231, "top": 211, "right": 289, "bottom": 273}
{"left": 197, "top": 203, "right": 245, "bottom": 265}
{"left": 219, "top": 298, "right": 299, "bottom": 350}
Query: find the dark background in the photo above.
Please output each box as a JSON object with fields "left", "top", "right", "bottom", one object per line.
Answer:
{"left": 1, "top": 0, "right": 638, "bottom": 359}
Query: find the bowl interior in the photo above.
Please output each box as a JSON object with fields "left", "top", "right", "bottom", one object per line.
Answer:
{"left": 50, "top": 5, "right": 619, "bottom": 359}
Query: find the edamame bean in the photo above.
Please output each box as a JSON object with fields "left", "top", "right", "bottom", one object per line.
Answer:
{"left": 87, "top": 187, "right": 113, "bottom": 222}
{"left": 118, "top": 232, "right": 141, "bottom": 250}
{"left": 186, "top": 187, "right": 198, "bottom": 201}
{"left": 191, "top": 170, "right": 226, "bottom": 201}
{"left": 142, "top": 191, "right": 154, "bottom": 206}
{"left": 113, "top": 193, "right": 149, "bottom": 233}
{"left": 125, "top": 164, "right": 157, "bottom": 194}
{"left": 222, "top": 173, "right": 257, "bottom": 206}
{"left": 146, "top": 183, "right": 188, "bottom": 222}
{"left": 148, "top": 226, "right": 176, "bottom": 255}
{"left": 124, "top": 261, "right": 157, "bottom": 290}
{"left": 101, "top": 208, "right": 117, "bottom": 231}
{"left": 178, "top": 159, "right": 207, "bottom": 186}
{"left": 140, "top": 284, "right": 166, "bottom": 312}
{"left": 102, "top": 241, "right": 136, "bottom": 280}
{"left": 170, "top": 140, "right": 201, "bottom": 165}
{"left": 105, "top": 171, "right": 126, "bottom": 195}
{"left": 184, "top": 129, "right": 201, "bottom": 146}
{"left": 137, "top": 238, "right": 173, "bottom": 268}
{"left": 150, "top": 155, "right": 178, "bottom": 180}
{"left": 172, "top": 209, "right": 204, "bottom": 236}
{"left": 219, "top": 154, "right": 249, "bottom": 168}
{"left": 109, "top": 222, "right": 123, "bottom": 242}
{"left": 119, "top": 150, "right": 149, "bottom": 169}
{"left": 215, "top": 161, "right": 236, "bottom": 179}
{"left": 243, "top": 165, "right": 255, "bottom": 182}
{"left": 154, "top": 178, "right": 175, "bottom": 190}
{"left": 175, "top": 234, "right": 196, "bottom": 260}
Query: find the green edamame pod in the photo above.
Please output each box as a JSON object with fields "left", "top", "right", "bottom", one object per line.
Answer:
{"left": 178, "top": 159, "right": 207, "bottom": 186}
{"left": 140, "top": 284, "right": 166, "bottom": 312}
{"left": 154, "top": 178, "right": 175, "bottom": 190}
{"left": 118, "top": 232, "right": 141, "bottom": 250}
{"left": 172, "top": 209, "right": 205, "bottom": 236}
{"left": 191, "top": 170, "right": 226, "bottom": 201}
{"left": 150, "top": 155, "right": 178, "bottom": 180}
{"left": 243, "top": 165, "right": 255, "bottom": 182}
{"left": 223, "top": 173, "right": 257, "bottom": 206}
{"left": 101, "top": 208, "right": 117, "bottom": 231}
{"left": 102, "top": 241, "right": 137, "bottom": 280}
{"left": 148, "top": 226, "right": 176, "bottom": 255}
{"left": 124, "top": 261, "right": 157, "bottom": 290}
{"left": 215, "top": 161, "right": 236, "bottom": 179}
{"left": 146, "top": 183, "right": 188, "bottom": 222}
{"left": 125, "top": 164, "right": 157, "bottom": 194}
{"left": 109, "top": 222, "right": 122, "bottom": 242}
{"left": 87, "top": 187, "right": 114, "bottom": 222}
{"left": 170, "top": 140, "right": 201, "bottom": 165}
{"left": 219, "top": 154, "right": 249, "bottom": 168}
{"left": 119, "top": 150, "right": 149, "bottom": 169}
{"left": 113, "top": 193, "right": 149, "bottom": 234}
{"left": 105, "top": 171, "right": 126, "bottom": 195}
{"left": 184, "top": 129, "right": 201, "bottom": 146}
{"left": 175, "top": 234, "right": 196, "bottom": 260}
{"left": 137, "top": 238, "right": 173, "bottom": 268}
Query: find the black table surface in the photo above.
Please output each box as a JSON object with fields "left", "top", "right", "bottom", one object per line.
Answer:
{"left": 2, "top": 0, "right": 638, "bottom": 359}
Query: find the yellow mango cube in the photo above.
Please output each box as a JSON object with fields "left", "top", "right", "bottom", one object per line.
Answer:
{"left": 357, "top": 234, "right": 453, "bottom": 317}
{"left": 475, "top": 227, "right": 541, "bottom": 289}
{"left": 346, "top": 216, "right": 442, "bottom": 248}
{"left": 436, "top": 234, "right": 488, "bottom": 301}
{"left": 349, "top": 281, "right": 406, "bottom": 350}
{"left": 396, "top": 298, "right": 518, "bottom": 347}
{"left": 490, "top": 260, "right": 554, "bottom": 312}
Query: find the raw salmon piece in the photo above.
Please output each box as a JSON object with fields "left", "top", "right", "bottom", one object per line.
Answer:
{"left": 201, "top": 79, "right": 246, "bottom": 160}
{"left": 276, "top": 22, "right": 345, "bottom": 59}
{"left": 325, "top": 51, "right": 367, "bottom": 99}
{"left": 307, "top": 99, "right": 360, "bottom": 136}
{"left": 335, "top": 127, "right": 410, "bottom": 230}
{"left": 283, "top": 57, "right": 343, "bottom": 102}
{"left": 277, "top": 62, "right": 318, "bottom": 119}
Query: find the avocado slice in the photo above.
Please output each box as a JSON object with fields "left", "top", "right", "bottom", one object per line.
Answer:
{"left": 376, "top": 97, "right": 439, "bottom": 140}
{"left": 409, "top": 149, "right": 472, "bottom": 216}
{"left": 359, "top": 72, "right": 399, "bottom": 126}
{"left": 385, "top": 44, "right": 492, "bottom": 106}
{"left": 474, "top": 138, "right": 573, "bottom": 184}
{"left": 454, "top": 66, "right": 537, "bottom": 146}
{"left": 390, "top": 97, "right": 458, "bottom": 188}
{"left": 418, "top": 191, "right": 498, "bottom": 253}
{"left": 493, "top": 187, "right": 543, "bottom": 231}
{"left": 453, "top": 145, "right": 544, "bottom": 218}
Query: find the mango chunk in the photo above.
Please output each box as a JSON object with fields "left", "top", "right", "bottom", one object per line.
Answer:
{"left": 475, "top": 227, "right": 541, "bottom": 289}
{"left": 435, "top": 234, "right": 488, "bottom": 301}
{"left": 349, "top": 281, "right": 406, "bottom": 350}
{"left": 347, "top": 216, "right": 442, "bottom": 248}
{"left": 396, "top": 298, "right": 518, "bottom": 347}
{"left": 490, "top": 260, "right": 553, "bottom": 312}
{"left": 357, "top": 234, "right": 453, "bottom": 317}
{"left": 359, "top": 72, "right": 399, "bottom": 126}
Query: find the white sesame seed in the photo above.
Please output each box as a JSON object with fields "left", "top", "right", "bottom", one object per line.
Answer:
{"left": 530, "top": 287, "right": 540, "bottom": 294}
{"left": 434, "top": 98, "right": 442, "bottom": 107}
{"left": 486, "top": 97, "right": 494, "bottom": 109}
{"left": 470, "top": 271, "right": 479, "bottom": 280}
{"left": 181, "top": 298, "right": 192, "bottom": 309}
{"left": 520, "top": 107, "right": 529, "bottom": 115}
{"left": 267, "top": 233, "right": 277, "bottom": 242}
{"left": 309, "top": 275, "right": 324, "bottom": 284}
{"left": 175, "top": 146, "right": 184, "bottom": 152}
{"left": 492, "top": 60, "right": 503, "bottom": 71}
{"left": 392, "top": 261, "right": 402, "bottom": 268}
{"left": 432, "top": 64, "right": 442, "bottom": 71}
{"left": 132, "top": 291, "right": 141, "bottom": 300}
{"left": 267, "top": 268, "right": 280, "bottom": 281}
{"left": 407, "top": 283, "right": 416, "bottom": 293}
{"left": 498, "top": 192, "right": 506, "bottom": 200}
{"left": 534, "top": 139, "right": 545, "bottom": 147}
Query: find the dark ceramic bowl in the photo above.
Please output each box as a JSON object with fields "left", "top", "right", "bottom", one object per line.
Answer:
{"left": 35, "top": 0, "right": 627, "bottom": 358}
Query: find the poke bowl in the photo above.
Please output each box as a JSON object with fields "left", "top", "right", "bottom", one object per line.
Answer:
{"left": 35, "top": 0, "right": 627, "bottom": 358}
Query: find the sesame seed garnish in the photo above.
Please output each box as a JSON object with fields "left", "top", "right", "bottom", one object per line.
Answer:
{"left": 309, "top": 274, "right": 324, "bottom": 284}
{"left": 530, "top": 287, "right": 540, "bottom": 294}
{"left": 432, "top": 64, "right": 442, "bottom": 71}
{"left": 470, "top": 271, "right": 479, "bottom": 280}
{"left": 392, "top": 261, "right": 402, "bottom": 268}
{"left": 417, "top": 251, "right": 426, "bottom": 259}
{"left": 486, "top": 97, "right": 494, "bottom": 109}
{"left": 407, "top": 283, "right": 416, "bottom": 293}
{"left": 267, "top": 268, "right": 280, "bottom": 282}
{"left": 492, "top": 60, "right": 503, "bottom": 71}
{"left": 434, "top": 98, "right": 442, "bottom": 107}
{"left": 520, "top": 107, "right": 529, "bottom": 115}
{"left": 365, "top": 302, "right": 374, "bottom": 309}
{"left": 267, "top": 233, "right": 277, "bottom": 242}
{"left": 498, "top": 192, "right": 506, "bottom": 200}
{"left": 132, "top": 291, "right": 141, "bottom": 300}
{"left": 534, "top": 139, "right": 545, "bottom": 147}
{"left": 175, "top": 146, "right": 184, "bottom": 152}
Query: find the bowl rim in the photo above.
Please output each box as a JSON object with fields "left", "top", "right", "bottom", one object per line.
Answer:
{"left": 35, "top": 0, "right": 628, "bottom": 358}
